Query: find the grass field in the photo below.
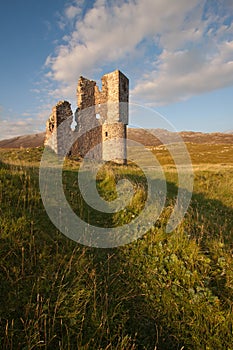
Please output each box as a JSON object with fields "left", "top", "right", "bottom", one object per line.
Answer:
{"left": 0, "top": 145, "right": 233, "bottom": 349}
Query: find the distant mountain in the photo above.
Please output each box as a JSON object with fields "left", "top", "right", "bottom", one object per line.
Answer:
{"left": 179, "top": 130, "right": 233, "bottom": 144}
{"left": 1, "top": 129, "right": 233, "bottom": 149}
{"left": 0, "top": 132, "right": 45, "bottom": 148}
{"left": 128, "top": 129, "right": 233, "bottom": 146}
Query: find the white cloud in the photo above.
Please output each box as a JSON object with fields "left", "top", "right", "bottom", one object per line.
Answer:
{"left": 132, "top": 40, "right": 233, "bottom": 105}
{"left": 0, "top": 118, "right": 44, "bottom": 140}
{"left": 46, "top": 0, "right": 200, "bottom": 80}
{"left": 0, "top": 102, "right": 55, "bottom": 140}
{"left": 44, "top": 0, "right": 233, "bottom": 106}
{"left": 57, "top": 0, "right": 84, "bottom": 30}
{"left": 65, "top": 5, "right": 82, "bottom": 20}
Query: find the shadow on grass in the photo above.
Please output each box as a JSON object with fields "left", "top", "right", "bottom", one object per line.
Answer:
{"left": 0, "top": 160, "right": 233, "bottom": 349}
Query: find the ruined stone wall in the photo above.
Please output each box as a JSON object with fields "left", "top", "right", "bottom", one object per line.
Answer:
{"left": 75, "top": 70, "right": 128, "bottom": 127}
{"left": 94, "top": 70, "right": 129, "bottom": 123}
{"left": 77, "top": 76, "right": 96, "bottom": 110}
{"left": 45, "top": 70, "right": 129, "bottom": 163}
{"left": 74, "top": 76, "right": 100, "bottom": 136}
{"left": 102, "top": 122, "right": 127, "bottom": 164}
{"left": 45, "top": 101, "right": 73, "bottom": 155}
{"left": 72, "top": 125, "right": 102, "bottom": 159}
{"left": 73, "top": 70, "right": 129, "bottom": 164}
{"left": 73, "top": 76, "right": 102, "bottom": 159}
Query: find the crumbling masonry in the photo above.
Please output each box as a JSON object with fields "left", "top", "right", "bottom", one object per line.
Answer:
{"left": 45, "top": 70, "right": 129, "bottom": 164}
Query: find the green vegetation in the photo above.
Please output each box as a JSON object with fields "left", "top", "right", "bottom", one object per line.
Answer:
{"left": 0, "top": 146, "right": 233, "bottom": 349}
{"left": 150, "top": 143, "right": 233, "bottom": 166}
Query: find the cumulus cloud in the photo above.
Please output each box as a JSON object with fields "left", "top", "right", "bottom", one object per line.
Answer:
{"left": 45, "top": 0, "right": 200, "bottom": 83}
{"left": 65, "top": 5, "right": 82, "bottom": 20}
{"left": 132, "top": 41, "right": 233, "bottom": 105}
{"left": 44, "top": 0, "right": 233, "bottom": 105}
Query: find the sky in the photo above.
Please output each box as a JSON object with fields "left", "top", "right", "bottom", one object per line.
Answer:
{"left": 0, "top": 0, "right": 233, "bottom": 140}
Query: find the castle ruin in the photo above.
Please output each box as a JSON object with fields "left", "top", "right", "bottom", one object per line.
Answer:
{"left": 45, "top": 70, "right": 129, "bottom": 164}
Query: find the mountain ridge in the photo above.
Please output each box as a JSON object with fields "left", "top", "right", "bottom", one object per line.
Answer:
{"left": 1, "top": 129, "right": 233, "bottom": 149}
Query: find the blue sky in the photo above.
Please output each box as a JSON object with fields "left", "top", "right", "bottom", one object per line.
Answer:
{"left": 0, "top": 0, "right": 233, "bottom": 139}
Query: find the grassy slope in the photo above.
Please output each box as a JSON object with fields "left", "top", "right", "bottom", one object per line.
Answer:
{"left": 0, "top": 145, "right": 233, "bottom": 350}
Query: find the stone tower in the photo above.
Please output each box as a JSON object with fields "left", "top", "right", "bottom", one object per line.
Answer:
{"left": 45, "top": 70, "right": 129, "bottom": 164}
{"left": 100, "top": 70, "right": 129, "bottom": 164}
{"left": 74, "top": 69, "right": 129, "bottom": 164}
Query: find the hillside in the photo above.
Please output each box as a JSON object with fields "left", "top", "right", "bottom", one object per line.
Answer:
{"left": 1, "top": 129, "right": 233, "bottom": 149}
{"left": 128, "top": 128, "right": 233, "bottom": 146}
{"left": 0, "top": 132, "right": 45, "bottom": 148}
{"left": 0, "top": 146, "right": 233, "bottom": 349}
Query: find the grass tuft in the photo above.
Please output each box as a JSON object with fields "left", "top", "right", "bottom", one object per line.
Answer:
{"left": 0, "top": 146, "right": 233, "bottom": 349}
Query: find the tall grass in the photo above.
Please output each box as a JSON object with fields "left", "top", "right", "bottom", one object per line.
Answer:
{"left": 0, "top": 147, "right": 232, "bottom": 349}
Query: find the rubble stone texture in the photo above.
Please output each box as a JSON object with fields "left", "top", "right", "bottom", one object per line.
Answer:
{"left": 45, "top": 70, "right": 129, "bottom": 164}
{"left": 45, "top": 101, "right": 73, "bottom": 155}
